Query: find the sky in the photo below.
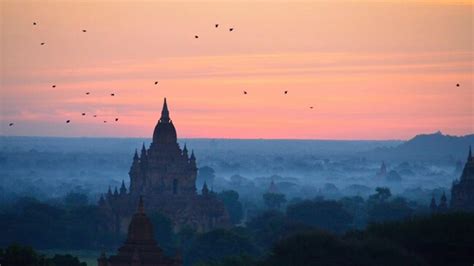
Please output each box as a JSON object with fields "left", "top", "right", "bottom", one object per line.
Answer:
{"left": 0, "top": 0, "right": 472, "bottom": 140}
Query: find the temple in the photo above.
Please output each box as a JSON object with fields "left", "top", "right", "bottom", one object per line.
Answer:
{"left": 99, "top": 98, "right": 230, "bottom": 233}
{"left": 450, "top": 146, "right": 474, "bottom": 212}
{"left": 98, "top": 197, "right": 182, "bottom": 266}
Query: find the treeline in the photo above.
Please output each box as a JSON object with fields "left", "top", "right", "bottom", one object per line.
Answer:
{"left": 3, "top": 213, "right": 471, "bottom": 266}
{"left": 1, "top": 188, "right": 472, "bottom": 266}
{"left": 0, "top": 194, "right": 121, "bottom": 249}
{"left": 0, "top": 244, "right": 86, "bottom": 266}
{"left": 191, "top": 213, "right": 474, "bottom": 266}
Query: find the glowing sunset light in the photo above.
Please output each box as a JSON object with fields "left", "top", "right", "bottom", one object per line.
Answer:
{"left": 0, "top": 0, "right": 472, "bottom": 139}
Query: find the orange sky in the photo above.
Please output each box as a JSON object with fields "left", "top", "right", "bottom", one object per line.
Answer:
{"left": 0, "top": 0, "right": 472, "bottom": 140}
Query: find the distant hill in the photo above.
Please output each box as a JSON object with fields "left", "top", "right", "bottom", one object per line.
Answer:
{"left": 365, "top": 131, "right": 474, "bottom": 161}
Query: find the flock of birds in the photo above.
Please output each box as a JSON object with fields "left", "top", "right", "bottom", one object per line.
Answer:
{"left": 5, "top": 21, "right": 462, "bottom": 128}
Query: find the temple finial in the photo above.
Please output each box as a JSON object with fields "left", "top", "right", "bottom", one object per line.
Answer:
{"left": 468, "top": 145, "right": 472, "bottom": 161}
{"left": 161, "top": 97, "right": 170, "bottom": 122}
{"left": 138, "top": 196, "right": 145, "bottom": 213}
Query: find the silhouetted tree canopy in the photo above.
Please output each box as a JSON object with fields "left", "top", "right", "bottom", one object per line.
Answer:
{"left": 149, "top": 211, "right": 176, "bottom": 255}
{"left": 218, "top": 190, "right": 243, "bottom": 224}
{"left": 185, "top": 228, "right": 259, "bottom": 266}
{"left": 286, "top": 200, "right": 353, "bottom": 233}
{"left": 262, "top": 193, "right": 286, "bottom": 210}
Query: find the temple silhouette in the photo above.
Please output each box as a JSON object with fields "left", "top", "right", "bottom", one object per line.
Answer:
{"left": 98, "top": 196, "right": 182, "bottom": 266}
{"left": 450, "top": 146, "right": 474, "bottom": 211}
{"left": 99, "top": 98, "right": 229, "bottom": 233}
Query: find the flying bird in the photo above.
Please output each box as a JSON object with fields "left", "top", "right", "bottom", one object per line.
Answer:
{"left": 310, "top": 106, "right": 314, "bottom": 109}
{"left": 243, "top": 91, "right": 247, "bottom": 95}
{"left": 93, "top": 115, "right": 97, "bottom": 117}
{"left": 40, "top": 42, "right": 45, "bottom": 45}
{"left": 9, "top": 123, "right": 14, "bottom": 126}
{"left": 110, "top": 93, "right": 115, "bottom": 96}
{"left": 82, "top": 29, "right": 87, "bottom": 32}
{"left": 82, "top": 113, "right": 86, "bottom": 116}
{"left": 456, "top": 83, "right": 460, "bottom": 87}
{"left": 195, "top": 35, "right": 199, "bottom": 39}
{"left": 103, "top": 120, "right": 107, "bottom": 123}
{"left": 66, "top": 120, "right": 71, "bottom": 123}
{"left": 115, "top": 118, "right": 119, "bottom": 122}
{"left": 215, "top": 24, "right": 219, "bottom": 28}
{"left": 33, "top": 22, "right": 37, "bottom": 25}
{"left": 52, "top": 85, "right": 56, "bottom": 88}
{"left": 86, "top": 92, "right": 90, "bottom": 95}
{"left": 284, "top": 90, "right": 288, "bottom": 94}
{"left": 154, "top": 81, "right": 158, "bottom": 85}
{"left": 229, "top": 28, "right": 234, "bottom": 32}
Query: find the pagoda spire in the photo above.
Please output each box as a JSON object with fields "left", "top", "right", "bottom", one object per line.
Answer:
{"left": 468, "top": 145, "right": 472, "bottom": 162}
{"left": 141, "top": 143, "right": 147, "bottom": 157}
{"left": 160, "top": 97, "right": 170, "bottom": 123}
{"left": 107, "top": 186, "right": 112, "bottom": 199}
{"left": 120, "top": 180, "right": 127, "bottom": 194}
{"left": 133, "top": 149, "right": 139, "bottom": 161}
{"left": 202, "top": 181, "right": 209, "bottom": 196}
{"left": 138, "top": 195, "right": 145, "bottom": 214}
{"left": 183, "top": 143, "right": 189, "bottom": 158}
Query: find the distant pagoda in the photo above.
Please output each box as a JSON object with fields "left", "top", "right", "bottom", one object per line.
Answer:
{"left": 99, "top": 98, "right": 230, "bottom": 233}
{"left": 450, "top": 146, "right": 474, "bottom": 212}
{"left": 98, "top": 196, "right": 182, "bottom": 266}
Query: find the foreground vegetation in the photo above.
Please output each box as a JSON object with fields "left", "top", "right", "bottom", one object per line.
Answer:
{"left": 2, "top": 213, "right": 473, "bottom": 266}
{"left": 1, "top": 187, "right": 473, "bottom": 266}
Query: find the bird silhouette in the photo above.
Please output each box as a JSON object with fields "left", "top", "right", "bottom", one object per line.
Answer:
{"left": 86, "top": 92, "right": 90, "bottom": 95}
{"left": 215, "top": 24, "right": 219, "bottom": 28}
{"left": 82, "top": 113, "right": 86, "bottom": 116}
{"left": 456, "top": 83, "right": 460, "bottom": 87}
{"left": 110, "top": 93, "right": 115, "bottom": 96}
{"left": 103, "top": 120, "right": 107, "bottom": 123}
{"left": 310, "top": 106, "right": 314, "bottom": 109}
{"left": 195, "top": 35, "right": 199, "bottom": 39}
{"left": 229, "top": 28, "right": 234, "bottom": 32}
{"left": 52, "top": 85, "right": 56, "bottom": 88}
{"left": 9, "top": 123, "right": 14, "bottom": 126}
{"left": 33, "top": 22, "right": 37, "bottom": 25}
{"left": 243, "top": 91, "right": 247, "bottom": 95}
{"left": 66, "top": 120, "right": 70, "bottom": 123}
{"left": 40, "top": 42, "right": 45, "bottom": 45}
{"left": 154, "top": 81, "right": 158, "bottom": 85}
{"left": 284, "top": 91, "right": 288, "bottom": 94}
{"left": 93, "top": 115, "right": 97, "bottom": 117}
{"left": 82, "top": 29, "right": 87, "bottom": 32}
{"left": 115, "top": 118, "right": 119, "bottom": 122}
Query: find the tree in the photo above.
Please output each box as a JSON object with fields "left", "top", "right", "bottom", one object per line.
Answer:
{"left": 218, "top": 190, "right": 243, "bottom": 224}
{"left": 246, "top": 210, "right": 286, "bottom": 249}
{"left": 195, "top": 255, "right": 259, "bottom": 266}
{"left": 263, "top": 193, "right": 286, "bottom": 210}
{"left": 262, "top": 231, "right": 422, "bottom": 266}
{"left": 2, "top": 244, "right": 45, "bottom": 266}
{"left": 149, "top": 211, "right": 176, "bottom": 255}
{"left": 185, "top": 229, "right": 259, "bottom": 266}
{"left": 369, "top": 187, "right": 392, "bottom": 203}
{"left": 47, "top": 254, "right": 86, "bottom": 266}
{"left": 63, "top": 192, "right": 88, "bottom": 207}
{"left": 286, "top": 200, "right": 353, "bottom": 233}
{"left": 367, "top": 197, "right": 413, "bottom": 223}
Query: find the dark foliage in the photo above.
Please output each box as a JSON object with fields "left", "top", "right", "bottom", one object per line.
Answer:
{"left": 185, "top": 228, "right": 259, "bottom": 266}
{"left": 0, "top": 244, "right": 86, "bottom": 266}
{"left": 286, "top": 200, "right": 353, "bottom": 233}
{"left": 217, "top": 190, "right": 243, "bottom": 224}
